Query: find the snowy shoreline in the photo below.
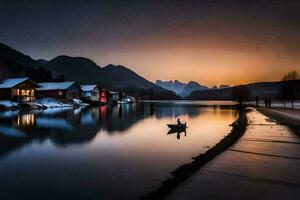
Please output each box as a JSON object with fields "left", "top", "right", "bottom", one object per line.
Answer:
{"left": 0, "top": 98, "right": 89, "bottom": 110}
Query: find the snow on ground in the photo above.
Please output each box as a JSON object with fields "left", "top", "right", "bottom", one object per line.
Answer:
{"left": 265, "top": 108, "right": 300, "bottom": 123}
{"left": 35, "top": 98, "right": 75, "bottom": 108}
{"left": 0, "top": 98, "right": 81, "bottom": 111}
{"left": 35, "top": 98, "right": 64, "bottom": 108}
{"left": 19, "top": 102, "right": 44, "bottom": 109}
{"left": 168, "top": 109, "right": 300, "bottom": 200}
{"left": 0, "top": 100, "right": 19, "bottom": 109}
{"left": 73, "top": 98, "right": 90, "bottom": 107}
{"left": 40, "top": 107, "right": 74, "bottom": 115}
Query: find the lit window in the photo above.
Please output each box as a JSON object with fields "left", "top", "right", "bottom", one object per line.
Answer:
{"left": 21, "top": 90, "right": 30, "bottom": 96}
{"left": 17, "top": 89, "right": 20, "bottom": 95}
{"left": 59, "top": 91, "right": 63, "bottom": 95}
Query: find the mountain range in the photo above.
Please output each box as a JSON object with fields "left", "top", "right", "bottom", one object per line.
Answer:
{"left": 156, "top": 80, "right": 212, "bottom": 97}
{"left": 0, "top": 42, "right": 179, "bottom": 99}
{"left": 155, "top": 80, "right": 209, "bottom": 97}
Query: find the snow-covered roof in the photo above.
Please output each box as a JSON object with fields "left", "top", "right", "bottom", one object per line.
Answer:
{"left": 0, "top": 77, "right": 33, "bottom": 89}
{"left": 80, "top": 84, "right": 98, "bottom": 92}
{"left": 37, "top": 82, "right": 78, "bottom": 91}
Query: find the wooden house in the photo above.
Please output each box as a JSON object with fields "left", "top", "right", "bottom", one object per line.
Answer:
{"left": 80, "top": 85, "right": 100, "bottom": 101}
{"left": 0, "top": 78, "right": 37, "bottom": 102}
{"left": 37, "top": 82, "right": 82, "bottom": 100}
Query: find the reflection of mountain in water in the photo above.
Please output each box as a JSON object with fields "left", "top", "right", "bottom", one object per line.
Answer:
{"left": 99, "top": 104, "right": 147, "bottom": 132}
{"left": 149, "top": 103, "right": 202, "bottom": 119}
{"left": 0, "top": 102, "right": 237, "bottom": 158}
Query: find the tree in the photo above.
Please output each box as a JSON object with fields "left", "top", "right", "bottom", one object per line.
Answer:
{"left": 231, "top": 85, "right": 251, "bottom": 106}
{"left": 282, "top": 70, "right": 299, "bottom": 81}
{"left": 280, "top": 70, "right": 299, "bottom": 109}
{"left": 25, "top": 66, "right": 53, "bottom": 82}
{"left": 280, "top": 80, "right": 297, "bottom": 109}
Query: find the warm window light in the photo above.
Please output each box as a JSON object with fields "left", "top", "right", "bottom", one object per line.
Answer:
{"left": 21, "top": 90, "right": 31, "bottom": 96}
{"left": 18, "top": 114, "right": 35, "bottom": 127}
{"left": 17, "top": 89, "right": 20, "bottom": 95}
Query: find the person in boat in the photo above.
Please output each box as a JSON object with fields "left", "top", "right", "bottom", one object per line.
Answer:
{"left": 177, "top": 118, "right": 182, "bottom": 125}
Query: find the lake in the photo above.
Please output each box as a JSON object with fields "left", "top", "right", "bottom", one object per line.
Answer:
{"left": 0, "top": 101, "right": 238, "bottom": 200}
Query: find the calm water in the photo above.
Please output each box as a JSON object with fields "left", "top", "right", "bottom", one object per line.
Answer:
{"left": 0, "top": 101, "right": 238, "bottom": 200}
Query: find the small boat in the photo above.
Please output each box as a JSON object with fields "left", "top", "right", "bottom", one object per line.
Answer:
{"left": 167, "top": 122, "right": 187, "bottom": 130}
{"left": 167, "top": 129, "right": 186, "bottom": 135}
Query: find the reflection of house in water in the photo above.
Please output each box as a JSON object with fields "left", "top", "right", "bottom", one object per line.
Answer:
{"left": 80, "top": 107, "right": 101, "bottom": 125}
{"left": 15, "top": 114, "right": 36, "bottom": 129}
{"left": 98, "top": 104, "right": 147, "bottom": 133}
{"left": 100, "top": 105, "right": 107, "bottom": 119}
{"left": 0, "top": 102, "right": 219, "bottom": 158}
{"left": 0, "top": 109, "right": 101, "bottom": 158}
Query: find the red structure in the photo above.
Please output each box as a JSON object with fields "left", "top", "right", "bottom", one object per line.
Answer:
{"left": 100, "top": 89, "right": 108, "bottom": 103}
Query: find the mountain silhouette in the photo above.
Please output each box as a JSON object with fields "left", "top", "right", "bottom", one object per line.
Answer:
{"left": 0, "top": 43, "right": 40, "bottom": 79}
{"left": 155, "top": 80, "right": 185, "bottom": 94}
{"left": 181, "top": 81, "right": 209, "bottom": 97}
{"left": 156, "top": 80, "right": 208, "bottom": 97}
{"left": 0, "top": 42, "right": 179, "bottom": 99}
{"left": 43, "top": 56, "right": 171, "bottom": 92}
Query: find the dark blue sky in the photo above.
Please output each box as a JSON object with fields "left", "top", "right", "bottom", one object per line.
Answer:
{"left": 1, "top": 0, "right": 300, "bottom": 85}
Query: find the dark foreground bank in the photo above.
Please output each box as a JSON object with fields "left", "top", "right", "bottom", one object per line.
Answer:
{"left": 139, "top": 108, "right": 248, "bottom": 200}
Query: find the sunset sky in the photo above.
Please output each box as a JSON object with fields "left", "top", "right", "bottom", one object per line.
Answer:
{"left": 1, "top": 0, "right": 300, "bottom": 87}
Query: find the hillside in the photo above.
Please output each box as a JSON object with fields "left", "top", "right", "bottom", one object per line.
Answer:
{"left": 0, "top": 43, "right": 38, "bottom": 79}
{"left": 0, "top": 42, "right": 179, "bottom": 99}
{"left": 0, "top": 43, "right": 54, "bottom": 82}
{"left": 43, "top": 57, "right": 180, "bottom": 99}
{"left": 42, "top": 55, "right": 102, "bottom": 84}
{"left": 43, "top": 56, "right": 168, "bottom": 92}
{"left": 186, "top": 81, "right": 300, "bottom": 100}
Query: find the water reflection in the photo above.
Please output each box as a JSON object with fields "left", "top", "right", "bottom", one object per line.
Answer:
{"left": 167, "top": 129, "right": 187, "bottom": 140}
{"left": 0, "top": 102, "right": 238, "bottom": 156}
{"left": 0, "top": 101, "right": 238, "bottom": 200}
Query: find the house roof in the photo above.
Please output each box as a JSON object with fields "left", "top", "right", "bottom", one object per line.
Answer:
{"left": 0, "top": 77, "right": 36, "bottom": 89}
{"left": 37, "top": 82, "right": 79, "bottom": 91}
{"left": 80, "top": 84, "right": 98, "bottom": 92}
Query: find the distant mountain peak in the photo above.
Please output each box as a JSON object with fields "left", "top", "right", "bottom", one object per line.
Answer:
{"left": 36, "top": 59, "right": 48, "bottom": 64}
{"left": 105, "top": 64, "right": 117, "bottom": 68}
{"left": 155, "top": 79, "right": 209, "bottom": 97}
